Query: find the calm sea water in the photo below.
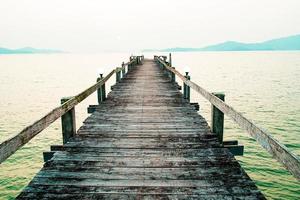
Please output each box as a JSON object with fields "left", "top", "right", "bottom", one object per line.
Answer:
{"left": 0, "top": 52, "right": 299, "bottom": 199}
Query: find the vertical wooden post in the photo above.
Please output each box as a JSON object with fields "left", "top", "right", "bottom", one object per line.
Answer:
{"left": 171, "top": 67, "right": 176, "bottom": 83}
{"left": 168, "top": 53, "right": 175, "bottom": 83}
{"left": 211, "top": 93, "right": 225, "bottom": 144}
{"left": 101, "top": 77, "right": 106, "bottom": 101}
{"left": 122, "top": 62, "right": 125, "bottom": 77}
{"left": 163, "top": 56, "right": 167, "bottom": 62}
{"left": 116, "top": 68, "right": 121, "bottom": 82}
{"left": 97, "top": 74, "right": 106, "bottom": 103}
{"left": 61, "top": 97, "right": 76, "bottom": 144}
{"left": 183, "top": 72, "right": 190, "bottom": 101}
{"left": 129, "top": 57, "right": 132, "bottom": 71}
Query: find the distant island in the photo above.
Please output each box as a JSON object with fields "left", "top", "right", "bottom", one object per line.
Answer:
{"left": 0, "top": 47, "right": 63, "bottom": 54}
{"left": 143, "top": 34, "right": 300, "bottom": 52}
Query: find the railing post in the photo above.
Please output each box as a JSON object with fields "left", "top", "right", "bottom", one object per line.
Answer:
{"left": 116, "top": 68, "right": 121, "bottom": 82}
{"left": 162, "top": 57, "right": 168, "bottom": 77}
{"left": 97, "top": 74, "right": 106, "bottom": 103}
{"left": 211, "top": 93, "right": 225, "bottom": 144}
{"left": 61, "top": 97, "right": 76, "bottom": 144}
{"left": 122, "top": 62, "right": 125, "bottom": 77}
{"left": 163, "top": 56, "right": 167, "bottom": 62}
{"left": 183, "top": 72, "right": 190, "bottom": 101}
{"left": 168, "top": 53, "right": 175, "bottom": 83}
{"left": 171, "top": 67, "right": 176, "bottom": 83}
{"left": 129, "top": 57, "right": 133, "bottom": 71}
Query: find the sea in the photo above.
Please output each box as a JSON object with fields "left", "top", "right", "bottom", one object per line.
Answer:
{"left": 0, "top": 52, "right": 299, "bottom": 199}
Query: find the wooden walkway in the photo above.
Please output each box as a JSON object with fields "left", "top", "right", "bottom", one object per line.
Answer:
{"left": 17, "top": 60, "right": 265, "bottom": 199}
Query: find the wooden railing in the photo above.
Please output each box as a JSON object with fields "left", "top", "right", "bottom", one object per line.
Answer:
{"left": 0, "top": 56, "right": 144, "bottom": 164}
{"left": 155, "top": 55, "right": 300, "bottom": 180}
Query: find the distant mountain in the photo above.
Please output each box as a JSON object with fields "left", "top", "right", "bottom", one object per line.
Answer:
{"left": 143, "top": 34, "right": 300, "bottom": 52}
{"left": 0, "top": 47, "right": 63, "bottom": 54}
{"left": 143, "top": 47, "right": 200, "bottom": 52}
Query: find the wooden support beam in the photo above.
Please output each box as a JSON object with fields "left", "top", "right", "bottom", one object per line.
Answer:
{"left": 43, "top": 151, "right": 55, "bottom": 162}
{"left": 129, "top": 57, "right": 133, "bottom": 71}
{"left": 122, "top": 62, "right": 126, "bottom": 77}
{"left": 183, "top": 72, "right": 190, "bottom": 102}
{"left": 171, "top": 67, "right": 176, "bottom": 83}
{"left": 223, "top": 140, "right": 238, "bottom": 145}
{"left": 50, "top": 145, "right": 65, "bottom": 151}
{"left": 162, "top": 56, "right": 167, "bottom": 62}
{"left": 97, "top": 74, "right": 106, "bottom": 103}
{"left": 116, "top": 68, "right": 121, "bottom": 83}
{"left": 87, "top": 105, "right": 97, "bottom": 113}
{"left": 224, "top": 145, "right": 244, "bottom": 156}
{"left": 211, "top": 93, "right": 225, "bottom": 144}
{"left": 61, "top": 97, "right": 76, "bottom": 144}
{"left": 168, "top": 53, "right": 175, "bottom": 82}
{"left": 190, "top": 102, "right": 199, "bottom": 111}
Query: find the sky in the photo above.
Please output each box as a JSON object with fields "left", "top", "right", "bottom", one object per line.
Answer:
{"left": 1, "top": 0, "right": 300, "bottom": 52}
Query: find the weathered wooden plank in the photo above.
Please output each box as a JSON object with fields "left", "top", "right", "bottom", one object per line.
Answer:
{"left": 38, "top": 165, "right": 245, "bottom": 177}
{"left": 26, "top": 179, "right": 252, "bottom": 188}
{"left": 76, "top": 132, "right": 212, "bottom": 138}
{"left": 44, "top": 148, "right": 230, "bottom": 159}
{"left": 46, "top": 148, "right": 231, "bottom": 158}
{"left": 22, "top": 184, "right": 260, "bottom": 195}
{"left": 35, "top": 168, "right": 247, "bottom": 180}
{"left": 17, "top": 193, "right": 264, "bottom": 200}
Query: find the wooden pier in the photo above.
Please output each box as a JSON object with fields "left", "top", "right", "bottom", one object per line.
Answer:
{"left": 0, "top": 55, "right": 299, "bottom": 199}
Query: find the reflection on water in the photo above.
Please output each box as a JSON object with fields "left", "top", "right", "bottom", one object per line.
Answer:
{"left": 0, "top": 52, "right": 299, "bottom": 199}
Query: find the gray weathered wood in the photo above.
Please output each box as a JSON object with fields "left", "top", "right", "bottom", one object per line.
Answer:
{"left": 116, "top": 68, "right": 120, "bottom": 83}
{"left": 61, "top": 97, "right": 76, "bottom": 144}
{"left": 183, "top": 72, "right": 190, "bottom": 102}
{"left": 97, "top": 74, "right": 105, "bottom": 103}
{"left": 121, "top": 62, "right": 126, "bottom": 77}
{"left": 211, "top": 93, "right": 225, "bottom": 143}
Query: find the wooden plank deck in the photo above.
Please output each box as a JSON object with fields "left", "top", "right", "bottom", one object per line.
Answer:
{"left": 17, "top": 60, "right": 265, "bottom": 199}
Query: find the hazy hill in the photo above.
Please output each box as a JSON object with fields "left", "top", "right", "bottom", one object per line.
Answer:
{"left": 143, "top": 34, "right": 300, "bottom": 52}
{"left": 0, "top": 47, "right": 63, "bottom": 54}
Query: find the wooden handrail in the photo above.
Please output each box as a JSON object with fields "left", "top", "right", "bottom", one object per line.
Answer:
{"left": 155, "top": 56, "right": 300, "bottom": 180}
{"left": 0, "top": 55, "right": 144, "bottom": 164}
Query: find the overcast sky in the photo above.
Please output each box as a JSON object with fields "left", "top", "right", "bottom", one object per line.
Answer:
{"left": 1, "top": 0, "right": 300, "bottom": 52}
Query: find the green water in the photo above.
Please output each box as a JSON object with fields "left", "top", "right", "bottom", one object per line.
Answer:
{"left": 0, "top": 52, "right": 299, "bottom": 199}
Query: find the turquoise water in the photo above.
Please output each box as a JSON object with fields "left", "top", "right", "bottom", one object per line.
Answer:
{"left": 0, "top": 52, "right": 299, "bottom": 199}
